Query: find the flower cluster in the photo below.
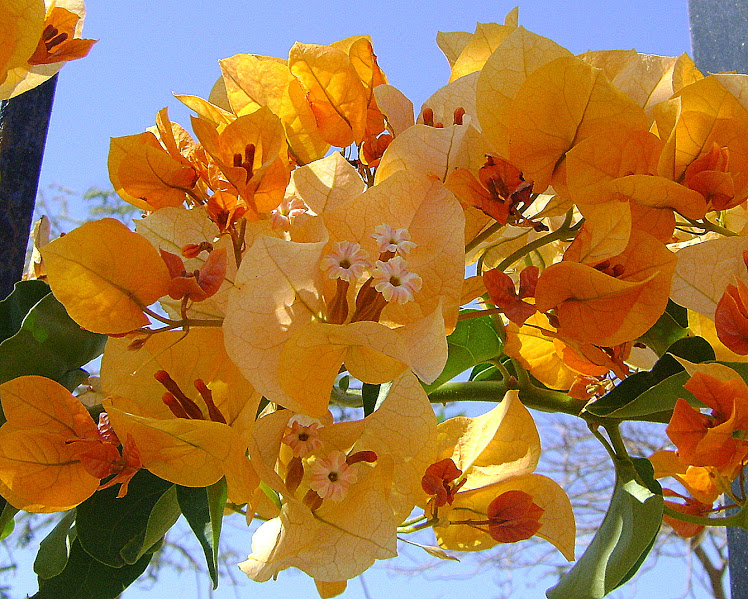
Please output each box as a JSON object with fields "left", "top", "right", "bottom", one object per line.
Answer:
{"left": 7, "top": 4, "right": 748, "bottom": 599}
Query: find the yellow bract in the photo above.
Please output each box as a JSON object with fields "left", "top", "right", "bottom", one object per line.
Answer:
{"left": 289, "top": 42, "right": 368, "bottom": 148}
{"left": 220, "top": 53, "right": 329, "bottom": 165}
{"left": 0, "top": 0, "right": 96, "bottom": 99}
{"left": 101, "top": 329, "right": 260, "bottom": 504}
{"left": 432, "top": 391, "right": 575, "bottom": 559}
{"left": 109, "top": 132, "right": 198, "bottom": 211}
{"left": 240, "top": 372, "right": 436, "bottom": 582}
{"left": 41, "top": 219, "right": 171, "bottom": 334}
{"left": 0, "top": 0, "right": 45, "bottom": 86}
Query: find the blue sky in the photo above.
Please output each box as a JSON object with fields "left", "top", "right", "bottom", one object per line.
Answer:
{"left": 11, "top": 0, "right": 719, "bottom": 597}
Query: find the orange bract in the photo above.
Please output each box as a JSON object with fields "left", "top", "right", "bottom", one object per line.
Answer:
{"left": 0, "top": 376, "right": 135, "bottom": 512}
{"left": 667, "top": 367, "right": 748, "bottom": 474}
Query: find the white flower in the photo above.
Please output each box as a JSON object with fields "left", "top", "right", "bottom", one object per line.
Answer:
{"left": 282, "top": 420, "right": 323, "bottom": 458}
{"left": 320, "top": 241, "right": 371, "bottom": 283}
{"left": 309, "top": 451, "right": 358, "bottom": 501}
{"left": 372, "top": 224, "right": 416, "bottom": 256}
{"left": 371, "top": 256, "right": 422, "bottom": 304}
{"left": 270, "top": 195, "right": 308, "bottom": 231}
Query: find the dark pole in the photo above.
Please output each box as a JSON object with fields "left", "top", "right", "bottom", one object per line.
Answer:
{"left": 688, "top": 3, "right": 748, "bottom": 597}
{"left": 0, "top": 74, "right": 57, "bottom": 300}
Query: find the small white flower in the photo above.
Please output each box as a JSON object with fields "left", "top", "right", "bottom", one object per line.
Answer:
{"left": 309, "top": 451, "right": 358, "bottom": 501}
{"left": 320, "top": 241, "right": 371, "bottom": 283}
{"left": 270, "top": 195, "right": 308, "bottom": 231}
{"left": 372, "top": 224, "right": 417, "bottom": 256}
{"left": 371, "top": 256, "right": 423, "bottom": 304}
{"left": 282, "top": 420, "right": 323, "bottom": 458}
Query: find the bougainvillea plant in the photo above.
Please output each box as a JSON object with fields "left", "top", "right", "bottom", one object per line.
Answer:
{"left": 4, "top": 2, "right": 748, "bottom": 597}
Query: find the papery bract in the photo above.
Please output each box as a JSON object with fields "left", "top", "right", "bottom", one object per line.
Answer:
{"left": 101, "top": 329, "right": 260, "bottom": 503}
{"left": 0, "top": 376, "right": 127, "bottom": 512}
{"left": 427, "top": 391, "right": 575, "bottom": 559}
{"left": 535, "top": 229, "right": 676, "bottom": 347}
{"left": 240, "top": 371, "right": 436, "bottom": 582}
{"left": 41, "top": 218, "right": 171, "bottom": 334}
{"left": 0, "top": 0, "right": 95, "bottom": 99}
{"left": 288, "top": 42, "right": 368, "bottom": 147}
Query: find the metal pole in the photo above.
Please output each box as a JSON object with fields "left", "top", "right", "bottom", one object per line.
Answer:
{"left": 689, "top": 3, "right": 748, "bottom": 596}
{"left": 0, "top": 74, "right": 57, "bottom": 300}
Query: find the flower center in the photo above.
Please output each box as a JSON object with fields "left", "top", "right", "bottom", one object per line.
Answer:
{"left": 154, "top": 370, "right": 226, "bottom": 423}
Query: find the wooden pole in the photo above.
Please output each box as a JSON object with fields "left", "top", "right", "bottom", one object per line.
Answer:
{"left": 0, "top": 74, "right": 57, "bottom": 300}
{"left": 689, "top": 3, "right": 748, "bottom": 596}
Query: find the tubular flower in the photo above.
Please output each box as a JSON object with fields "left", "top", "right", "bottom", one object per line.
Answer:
{"left": 370, "top": 256, "right": 423, "bottom": 304}
{"left": 320, "top": 241, "right": 371, "bottom": 283}
{"left": 423, "top": 391, "right": 575, "bottom": 559}
{"left": 446, "top": 156, "right": 535, "bottom": 227}
{"left": 309, "top": 451, "right": 359, "bottom": 501}
{"left": 371, "top": 224, "right": 416, "bottom": 256}
{"left": 240, "top": 371, "right": 437, "bottom": 584}
{"left": 223, "top": 170, "right": 465, "bottom": 418}
{"left": 160, "top": 247, "right": 227, "bottom": 303}
{"left": 282, "top": 419, "right": 323, "bottom": 458}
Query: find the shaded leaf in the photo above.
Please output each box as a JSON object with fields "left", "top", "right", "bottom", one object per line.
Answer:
{"left": 636, "top": 299, "right": 689, "bottom": 357}
{"left": 546, "top": 458, "right": 662, "bottom": 599}
{"left": 32, "top": 538, "right": 151, "bottom": 599}
{"left": 0, "top": 292, "right": 106, "bottom": 392}
{"left": 34, "top": 510, "right": 76, "bottom": 579}
{"left": 585, "top": 336, "right": 713, "bottom": 419}
{"left": 0, "top": 500, "right": 17, "bottom": 540}
{"left": 119, "top": 486, "right": 180, "bottom": 565}
{"left": 177, "top": 478, "right": 227, "bottom": 589}
{"left": 75, "top": 470, "right": 175, "bottom": 567}
{"left": 361, "top": 383, "right": 380, "bottom": 417}
{"left": 0, "top": 280, "right": 50, "bottom": 343}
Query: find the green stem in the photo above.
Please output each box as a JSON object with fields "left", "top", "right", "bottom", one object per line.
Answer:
{"left": 603, "top": 423, "right": 630, "bottom": 461}
{"left": 663, "top": 504, "right": 745, "bottom": 529}
{"left": 683, "top": 216, "right": 738, "bottom": 237}
{"left": 465, "top": 221, "right": 506, "bottom": 254}
{"left": 495, "top": 210, "right": 581, "bottom": 272}
{"left": 400, "top": 514, "right": 427, "bottom": 527}
{"left": 427, "top": 380, "right": 587, "bottom": 416}
{"left": 397, "top": 518, "right": 439, "bottom": 534}
{"left": 489, "top": 358, "right": 513, "bottom": 382}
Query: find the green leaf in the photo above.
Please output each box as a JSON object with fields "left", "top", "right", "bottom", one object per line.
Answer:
{"left": 637, "top": 300, "right": 689, "bottom": 357}
{"left": 584, "top": 336, "right": 713, "bottom": 419}
{"left": 75, "top": 470, "right": 176, "bottom": 567}
{"left": 34, "top": 510, "right": 77, "bottom": 579}
{"left": 259, "top": 481, "right": 282, "bottom": 510}
{"left": 361, "top": 383, "right": 380, "bottom": 417}
{"left": 0, "top": 280, "right": 50, "bottom": 343}
{"left": 32, "top": 538, "right": 151, "bottom": 599}
{"left": 0, "top": 500, "right": 18, "bottom": 541}
{"left": 119, "top": 485, "right": 180, "bottom": 565}
{"left": 177, "top": 478, "right": 228, "bottom": 589}
{"left": 546, "top": 458, "right": 663, "bottom": 599}
{"left": 424, "top": 314, "right": 503, "bottom": 393}
{"left": 0, "top": 293, "right": 107, "bottom": 392}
